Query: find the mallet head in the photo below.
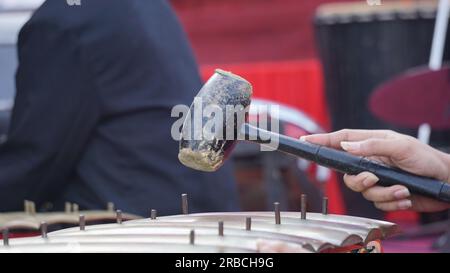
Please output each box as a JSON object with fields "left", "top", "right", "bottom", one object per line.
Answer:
{"left": 178, "top": 69, "right": 252, "bottom": 172}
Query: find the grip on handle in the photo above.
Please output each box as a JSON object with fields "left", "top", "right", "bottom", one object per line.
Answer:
{"left": 315, "top": 145, "right": 450, "bottom": 202}
{"left": 272, "top": 132, "right": 450, "bottom": 203}
{"left": 244, "top": 124, "right": 450, "bottom": 202}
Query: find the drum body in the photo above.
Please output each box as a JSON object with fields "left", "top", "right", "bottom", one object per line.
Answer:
{"left": 315, "top": 0, "right": 447, "bottom": 132}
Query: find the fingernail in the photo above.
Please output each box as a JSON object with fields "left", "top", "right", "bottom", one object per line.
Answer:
{"left": 398, "top": 200, "right": 412, "bottom": 210}
{"left": 341, "top": 141, "right": 360, "bottom": 151}
{"left": 394, "top": 189, "right": 411, "bottom": 199}
{"left": 362, "top": 174, "right": 379, "bottom": 187}
{"left": 300, "top": 136, "right": 307, "bottom": 141}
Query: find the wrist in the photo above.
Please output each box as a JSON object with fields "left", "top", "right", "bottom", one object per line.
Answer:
{"left": 437, "top": 151, "right": 450, "bottom": 183}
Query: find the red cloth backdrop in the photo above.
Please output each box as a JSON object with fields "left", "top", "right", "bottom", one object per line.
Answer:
{"left": 171, "top": 0, "right": 358, "bottom": 64}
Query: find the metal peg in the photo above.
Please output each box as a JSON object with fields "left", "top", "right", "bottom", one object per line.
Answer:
{"left": 72, "top": 203, "right": 79, "bottom": 214}
{"left": 301, "top": 194, "right": 307, "bottom": 220}
{"left": 218, "top": 221, "right": 224, "bottom": 236}
{"left": 79, "top": 215, "right": 86, "bottom": 231}
{"left": 246, "top": 217, "right": 252, "bottom": 231}
{"left": 65, "top": 202, "right": 71, "bottom": 213}
{"left": 41, "top": 222, "right": 48, "bottom": 239}
{"left": 150, "top": 209, "right": 157, "bottom": 220}
{"left": 182, "top": 193, "right": 188, "bottom": 214}
{"left": 116, "top": 210, "right": 123, "bottom": 224}
{"left": 190, "top": 229, "right": 195, "bottom": 245}
{"left": 24, "top": 200, "right": 30, "bottom": 213}
{"left": 29, "top": 201, "right": 36, "bottom": 215}
{"left": 322, "top": 197, "right": 329, "bottom": 215}
{"left": 107, "top": 202, "right": 115, "bottom": 212}
{"left": 274, "top": 202, "right": 281, "bottom": 225}
{"left": 2, "top": 229, "right": 9, "bottom": 246}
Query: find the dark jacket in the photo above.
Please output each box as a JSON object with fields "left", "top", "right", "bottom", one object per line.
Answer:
{"left": 0, "top": 0, "right": 239, "bottom": 215}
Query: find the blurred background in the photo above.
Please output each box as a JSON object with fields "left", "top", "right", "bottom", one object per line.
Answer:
{"left": 1, "top": 0, "right": 449, "bottom": 251}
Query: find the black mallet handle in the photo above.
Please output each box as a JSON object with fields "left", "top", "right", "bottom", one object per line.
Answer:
{"left": 244, "top": 124, "right": 450, "bottom": 202}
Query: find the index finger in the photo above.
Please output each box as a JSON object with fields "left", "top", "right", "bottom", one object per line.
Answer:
{"left": 301, "top": 129, "right": 394, "bottom": 149}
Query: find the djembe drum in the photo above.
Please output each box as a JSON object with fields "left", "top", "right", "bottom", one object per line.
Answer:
{"left": 314, "top": 0, "right": 450, "bottom": 218}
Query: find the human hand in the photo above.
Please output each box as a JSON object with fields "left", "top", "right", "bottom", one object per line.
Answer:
{"left": 302, "top": 129, "right": 450, "bottom": 212}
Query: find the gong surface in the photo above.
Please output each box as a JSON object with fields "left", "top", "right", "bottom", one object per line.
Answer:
{"left": 0, "top": 211, "right": 397, "bottom": 253}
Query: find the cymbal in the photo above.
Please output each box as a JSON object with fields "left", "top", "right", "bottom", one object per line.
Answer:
{"left": 370, "top": 66, "right": 450, "bottom": 129}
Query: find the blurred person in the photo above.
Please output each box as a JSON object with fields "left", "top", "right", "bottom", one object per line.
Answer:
{"left": 0, "top": 0, "right": 239, "bottom": 215}
{"left": 302, "top": 129, "right": 450, "bottom": 213}
{"left": 0, "top": 0, "right": 44, "bottom": 10}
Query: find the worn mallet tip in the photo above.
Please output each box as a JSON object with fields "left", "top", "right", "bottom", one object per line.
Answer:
{"left": 178, "top": 69, "right": 252, "bottom": 173}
